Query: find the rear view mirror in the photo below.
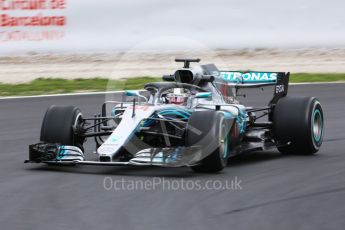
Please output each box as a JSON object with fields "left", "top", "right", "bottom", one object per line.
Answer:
{"left": 125, "top": 90, "right": 148, "bottom": 103}
{"left": 125, "top": 90, "right": 140, "bottom": 97}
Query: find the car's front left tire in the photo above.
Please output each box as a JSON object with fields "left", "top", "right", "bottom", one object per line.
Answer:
{"left": 186, "top": 110, "right": 231, "bottom": 173}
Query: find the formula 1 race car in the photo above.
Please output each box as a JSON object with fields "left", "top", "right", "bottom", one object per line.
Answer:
{"left": 26, "top": 58, "right": 324, "bottom": 172}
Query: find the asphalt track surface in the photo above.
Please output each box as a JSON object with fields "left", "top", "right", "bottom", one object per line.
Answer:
{"left": 0, "top": 84, "right": 345, "bottom": 230}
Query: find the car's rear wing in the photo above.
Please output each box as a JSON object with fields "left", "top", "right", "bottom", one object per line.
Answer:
{"left": 216, "top": 71, "right": 290, "bottom": 105}
{"left": 201, "top": 64, "right": 290, "bottom": 105}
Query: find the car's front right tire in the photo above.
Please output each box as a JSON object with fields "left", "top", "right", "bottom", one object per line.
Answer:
{"left": 40, "top": 105, "right": 84, "bottom": 150}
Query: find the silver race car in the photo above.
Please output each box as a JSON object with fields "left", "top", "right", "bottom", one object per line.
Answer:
{"left": 26, "top": 58, "right": 324, "bottom": 173}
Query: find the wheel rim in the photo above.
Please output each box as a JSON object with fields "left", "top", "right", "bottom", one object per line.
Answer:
{"left": 220, "top": 124, "right": 228, "bottom": 159}
{"left": 73, "top": 112, "right": 84, "bottom": 146}
{"left": 312, "top": 109, "right": 323, "bottom": 143}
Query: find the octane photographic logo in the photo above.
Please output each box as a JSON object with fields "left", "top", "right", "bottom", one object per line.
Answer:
{"left": 103, "top": 36, "right": 231, "bottom": 163}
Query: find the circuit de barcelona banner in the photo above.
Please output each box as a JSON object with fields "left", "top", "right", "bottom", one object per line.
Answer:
{"left": 0, "top": 0, "right": 66, "bottom": 42}
{"left": 1, "top": 0, "right": 344, "bottom": 54}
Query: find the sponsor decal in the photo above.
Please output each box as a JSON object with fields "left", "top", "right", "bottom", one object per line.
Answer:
{"left": 220, "top": 72, "right": 278, "bottom": 83}
{"left": 128, "top": 105, "right": 150, "bottom": 111}
{"left": 111, "top": 136, "right": 119, "bottom": 142}
{"left": 275, "top": 84, "right": 285, "bottom": 94}
{"left": 111, "top": 135, "right": 123, "bottom": 143}
{"left": 210, "top": 70, "right": 220, "bottom": 77}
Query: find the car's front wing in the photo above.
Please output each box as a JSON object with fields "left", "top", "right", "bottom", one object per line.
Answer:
{"left": 26, "top": 143, "right": 203, "bottom": 167}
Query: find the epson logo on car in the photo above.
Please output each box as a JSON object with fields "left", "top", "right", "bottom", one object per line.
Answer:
{"left": 220, "top": 72, "right": 278, "bottom": 83}
{"left": 275, "top": 85, "right": 285, "bottom": 94}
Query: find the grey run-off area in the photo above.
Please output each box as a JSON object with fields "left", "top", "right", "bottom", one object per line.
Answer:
{"left": 0, "top": 83, "right": 344, "bottom": 230}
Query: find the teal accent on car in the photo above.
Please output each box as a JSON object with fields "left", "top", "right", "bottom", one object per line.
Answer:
{"left": 223, "top": 111, "right": 234, "bottom": 119}
{"left": 143, "top": 108, "right": 192, "bottom": 127}
{"left": 237, "top": 109, "right": 247, "bottom": 134}
{"left": 195, "top": 92, "right": 212, "bottom": 99}
{"left": 57, "top": 146, "right": 65, "bottom": 160}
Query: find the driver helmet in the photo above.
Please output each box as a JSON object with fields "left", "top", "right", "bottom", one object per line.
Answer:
{"left": 166, "top": 88, "right": 188, "bottom": 105}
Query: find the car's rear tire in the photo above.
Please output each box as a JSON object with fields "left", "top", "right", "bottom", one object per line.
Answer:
{"left": 40, "top": 105, "right": 84, "bottom": 149}
{"left": 187, "top": 110, "right": 231, "bottom": 173}
{"left": 273, "top": 96, "right": 324, "bottom": 155}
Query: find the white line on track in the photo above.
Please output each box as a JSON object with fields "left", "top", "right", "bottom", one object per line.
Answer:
{"left": 289, "top": 81, "right": 345, "bottom": 85}
{"left": 0, "top": 90, "right": 129, "bottom": 100}
{"left": 0, "top": 81, "right": 344, "bottom": 100}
